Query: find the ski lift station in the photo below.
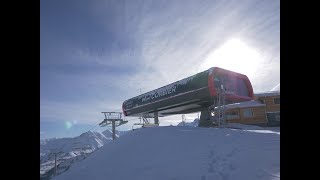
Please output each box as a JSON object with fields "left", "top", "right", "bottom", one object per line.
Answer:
{"left": 122, "top": 67, "right": 255, "bottom": 127}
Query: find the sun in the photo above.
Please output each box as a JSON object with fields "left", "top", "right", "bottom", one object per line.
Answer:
{"left": 199, "top": 38, "right": 264, "bottom": 78}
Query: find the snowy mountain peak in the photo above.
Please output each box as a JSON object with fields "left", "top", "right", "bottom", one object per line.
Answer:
{"left": 40, "top": 129, "right": 128, "bottom": 180}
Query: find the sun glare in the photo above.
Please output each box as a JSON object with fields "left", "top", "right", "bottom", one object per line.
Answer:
{"left": 200, "top": 38, "right": 264, "bottom": 78}
{"left": 65, "top": 121, "right": 73, "bottom": 129}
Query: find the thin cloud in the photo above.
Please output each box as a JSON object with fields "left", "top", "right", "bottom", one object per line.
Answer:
{"left": 40, "top": 100, "right": 121, "bottom": 124}
{"left": 41, "top": 0, "right": 279, "bottom": 131}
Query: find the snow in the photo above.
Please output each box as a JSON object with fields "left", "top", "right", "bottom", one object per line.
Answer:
{"left": 270, "top": 83, "right": 280, "bottom": 91}
{"left": 40, "top": 130, "right": 113, "bottom": 156}
{"left": 244, "top": 130, "right": 280, "bottom": 135}
{"left": 254, "top": 91, "right": 280, "bottom": 97}
{"left": 225, "top": 123, "right": 280, "bottom": 135}
{"left": 53, "top": 123, "right": 280, "bottom": 180}
{"left": 208, "top": 67, "right": 215, "bottom": 75}
{"left": 215, "top": 100, "right": 265, "bottom": 110}
{"left": 40, "top": 129, "right": 127, "bottom": 178}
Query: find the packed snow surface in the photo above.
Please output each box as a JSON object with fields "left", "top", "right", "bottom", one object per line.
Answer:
{"left": 54, "top": 124, "right": 280, "bottom": 180}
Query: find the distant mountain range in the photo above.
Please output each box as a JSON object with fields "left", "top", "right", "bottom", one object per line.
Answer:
{"left": 40, "top": 130, "right": 128, "bottom": 180}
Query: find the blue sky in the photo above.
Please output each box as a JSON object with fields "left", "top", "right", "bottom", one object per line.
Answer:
{"left": 40, "top": 0, "right": 279, "bottom": 139}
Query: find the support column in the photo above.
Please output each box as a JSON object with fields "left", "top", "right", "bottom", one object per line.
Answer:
{"left": 54, "top": 154, "right": 57, "bottom": 177}
{"left": 154, "top": 112, "right": 159, "bottom": 124}
{"left": 112, "top": 120, "right": 116, "bottom": 140}
{"left": 198, "top": 108, "right": 214, "bottom": 127}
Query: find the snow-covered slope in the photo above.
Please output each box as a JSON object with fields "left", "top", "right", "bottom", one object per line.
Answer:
{"left": 40, "top": 130, "right": 127, "bottom": 179}
{"left": 53, "top": 124, "right": 280, "bottom": 180}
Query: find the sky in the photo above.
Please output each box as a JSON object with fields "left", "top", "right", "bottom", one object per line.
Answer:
{"left": 40, "top": 0, "right": 280, "bottom": 139}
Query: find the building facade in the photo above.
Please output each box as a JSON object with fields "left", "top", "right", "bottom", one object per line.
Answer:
{"left": 215, "top": 91, "right": 280, "bottom": 126}
{"left": 254, "top": 91, "right": 280, "bottom": 126}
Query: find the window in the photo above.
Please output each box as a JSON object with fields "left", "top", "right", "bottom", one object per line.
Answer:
{"left": 243, "top": 109, "right": 253, "bottom": 118}
{"left": 226, "top": 111, "right": 239, "bottom": 119}
{"left": 274, "top": 97, "right": 280, "bottom": 104}
{"left": 266, "top": 112, "right": 280, "bottom": 125}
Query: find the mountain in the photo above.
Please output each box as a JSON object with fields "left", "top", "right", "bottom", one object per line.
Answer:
{"left": 40, "top": 129, "right": 128, "bottom": 180}
{"left": 53, "top": 124, "right": 280, "bottom": 180}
